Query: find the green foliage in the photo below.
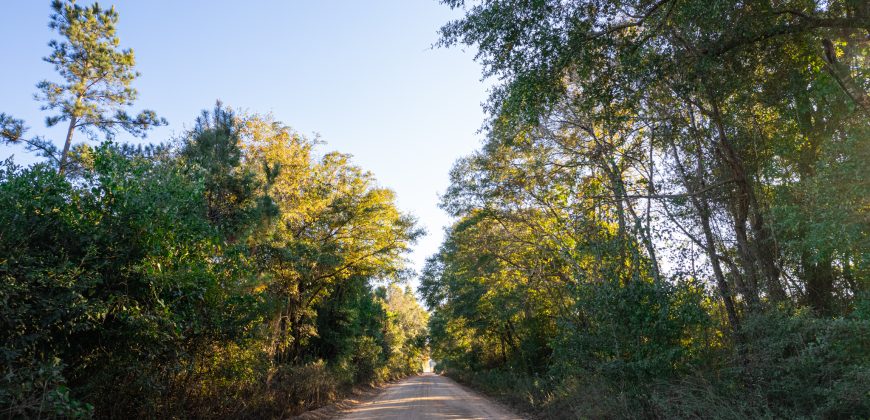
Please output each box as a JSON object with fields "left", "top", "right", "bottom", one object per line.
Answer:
{"left": 181, "top": 101, "right": 261, "bottom": 238}
{"left": 0, "top": 104, "right": 426, "bottom": 417}
{"left": 39, "top": 0, "right": 164, "bottom": 137}
{"left": 4, "top": 1, "right": 866, "bottom": 418}
{"left": 0, "top": 358, "right": 93, "bottom": 419}
{"left": 428, "top": 0, "right": 869, "bottom": 417}
{"left": 737, "top": 310, "right": 870, "bottom": 418}
{"left": 552, "top": 279, "right": 710, "bottom": 382}
{"left": 2, "top": 0, "right": 165, "bottom": 173}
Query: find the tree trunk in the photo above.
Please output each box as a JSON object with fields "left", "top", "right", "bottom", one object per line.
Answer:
{"left": 58, "top": 116, "right": 77, "bottom": 175}
{"left": 707, "top": 96, "right": 786, "bottom": 302}
{"left": 668, "top": 137, "right": 741, "bottom": 331}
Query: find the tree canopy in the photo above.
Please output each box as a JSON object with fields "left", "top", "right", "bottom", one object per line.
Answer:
{"left": 1, "top": 0, "right": 868, "bottom": 418}
{"left": 1, "top": 0, "right": 165, "bottom": 174}
{"left": 424, "top": 0, "right": 869, "bottom": 417}
{"left": 0, "top": 4, "right": 428, "bottom": 417}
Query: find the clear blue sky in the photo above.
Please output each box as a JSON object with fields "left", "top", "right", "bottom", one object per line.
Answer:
{"left": 0, "top": 1, "right": 490, "bottom": 288}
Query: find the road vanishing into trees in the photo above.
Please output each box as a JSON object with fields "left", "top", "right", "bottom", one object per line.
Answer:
{"left": 339, "top": 373, "right": 522, "bottom": 420}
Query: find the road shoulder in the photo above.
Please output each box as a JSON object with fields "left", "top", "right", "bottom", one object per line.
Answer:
{"left": 436, "top": 374, "right": 529, "bottom": 419}
{"left": 440, "top": 373, "right": 537, "bottom": 419}
{"left": 290, "top": 379, "right": 398, "bottom": 419}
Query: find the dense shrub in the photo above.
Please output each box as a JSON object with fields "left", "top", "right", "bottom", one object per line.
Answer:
{"left": 440, "top": 310, "right": 870, "bottom": 420}
{"left": 552, "top": 279, "right": 711, "bottom": 382}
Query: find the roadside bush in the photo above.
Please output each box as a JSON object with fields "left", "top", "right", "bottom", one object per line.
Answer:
{"left": 738, "top": 310, "right": 870, "bottom": 418}
{"left": 0, "top": 359, "right": 93, "bottom": 419}
{"left": 269, "top": 361, "right": 342, "bottom": 415}
{"left": 551, "top": 278, "right": 711, "bottom": 382}
{"left": 438, "top": 277, "right": 869, "bottom": 419}
{"left": 445, "top": 309, "right": 870, "bottom": 420}
{"left": 352, "top": 336, "right": 385, "bottom": 384}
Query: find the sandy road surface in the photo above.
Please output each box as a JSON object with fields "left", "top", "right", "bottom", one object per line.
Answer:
{"left": 339, "top": 373, "right": 523, "bottom": 420}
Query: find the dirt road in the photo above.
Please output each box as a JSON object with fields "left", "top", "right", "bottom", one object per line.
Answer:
{"left": 339, "top": 373, "right": 523, "bottom": 419}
